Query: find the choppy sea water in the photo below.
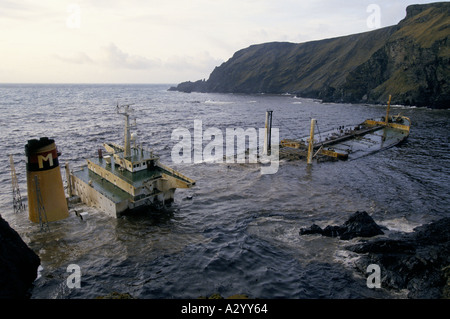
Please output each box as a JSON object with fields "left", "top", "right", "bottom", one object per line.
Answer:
{"left": 0, "top": 84, "right": 448, "bottom": 299}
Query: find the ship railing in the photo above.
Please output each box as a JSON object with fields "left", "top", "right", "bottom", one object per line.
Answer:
{"left": 157, "top": 162, "right": 196, "bottom": 186}
{"left": 363, "top": 118, "right": 410, "bottom": 132}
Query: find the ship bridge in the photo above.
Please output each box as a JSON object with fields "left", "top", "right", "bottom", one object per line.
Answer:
{"left": 70, "top": 104, "right": 195, "bottom": 218}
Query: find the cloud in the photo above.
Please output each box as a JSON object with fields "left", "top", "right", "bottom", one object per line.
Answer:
{"left": 0, "top": 0, "right": 438, "bottom": 83}
{"left": 99, "top": 43, "right": 223, "bottom": 78}
{"left": 164, "top": 51, "right": 223, "bottom": 73}
{"left": 102, "top": 43, "right": 162, "bottom": 70}
{"left": 0, "top": 0, "right": 41, "bottom": 20}
{"left": 54, "top": 52, "right": 94, "bottom": 65}
{"left": 51, "top": 43, "right": 222, "bottom": 83}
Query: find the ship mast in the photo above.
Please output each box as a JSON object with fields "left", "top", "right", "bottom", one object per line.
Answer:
{"left": 116, "top": 103, "right": 134, "bottom": 158}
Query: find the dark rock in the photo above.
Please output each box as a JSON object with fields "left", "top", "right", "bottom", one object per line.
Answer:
{"left": 198, "top": 293, "right": 249, "bottom": 299}
{"left": 0, "top": 214, "right": 41, "bottom": 298}
{"left": 322, "top": 225, "right": 345, "bottom": 238}
{"left": 168, "top": 79, "right": 209, "bottom": 93}
{"left": 299, "top": 224, "right": 324, "bottom": 236}
{"left": 442, "top": 266, "right": 450, "bottom": 299}
{"left": 96, "top": 292, "right": 136, "bottom": 299}
{"left": 340, "top": 211, "right": 385, "bottom": 240}
{"left": 348, "top": 238, "right": 416, "bottom": 255}
{"left": 346, "top": 217, "right": 450, "bottom": 298}
{"left": 299, "top": 211, "right": 384, "bottom": 240}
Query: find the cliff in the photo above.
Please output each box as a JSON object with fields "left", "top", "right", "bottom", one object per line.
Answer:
{"left": 170, "top": 2, "right": 450, "bottom": 108}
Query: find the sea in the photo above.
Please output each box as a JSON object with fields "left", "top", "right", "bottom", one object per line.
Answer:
{"left": 0, "top": 83, "right": 449, "bottom": 299}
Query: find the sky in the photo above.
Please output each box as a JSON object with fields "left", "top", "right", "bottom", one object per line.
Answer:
{"left": 0, "top": 0, "right": 441, "bottom": 84}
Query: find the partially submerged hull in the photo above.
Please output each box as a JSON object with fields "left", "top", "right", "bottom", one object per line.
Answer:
{"left": 317, "top": 115, "right": 410, "bottom": 161}
{"left": 70, "top": 105, "right": 195, "bottom": 218}
{"left": 71, "top": 155, "right": 194, "bottom": 218}
{"left": 279, "top": 109, "right": 411, "bottom": 162}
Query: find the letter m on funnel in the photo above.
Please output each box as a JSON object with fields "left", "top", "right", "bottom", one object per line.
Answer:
{"left": 38, "top": 153, "right": 54, "bottom": 169}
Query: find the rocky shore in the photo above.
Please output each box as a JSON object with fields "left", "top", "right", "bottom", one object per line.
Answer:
{"left": 300, "top": 212, "right": 450, "bottom": 298}
{"left": 0, "top": 215, "right": 40, "bottom": 298}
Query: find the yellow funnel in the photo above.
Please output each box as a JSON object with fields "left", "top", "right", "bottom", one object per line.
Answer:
{"left": 25, "top": 137, "right": 69, "bottom": 223}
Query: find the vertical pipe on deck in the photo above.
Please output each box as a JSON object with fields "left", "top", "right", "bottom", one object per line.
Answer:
{"left": 263, "top": 111, "right": 273, "bottom": 156}
{"left": 124, "top": 110, "right": 131, "bottom": 158}
{"left": 307, "top": 119, "right": 316, "bottom": 165}
{"left": 65, "top": 162, "right": 73, "bottom": 197}
{"left": 385, "top": 95, "right": 392, "bottom": 125}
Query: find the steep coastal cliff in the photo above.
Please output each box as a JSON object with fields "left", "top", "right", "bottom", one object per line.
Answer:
{"left": 170, "top": 2, "right": 449, "bottom": 108}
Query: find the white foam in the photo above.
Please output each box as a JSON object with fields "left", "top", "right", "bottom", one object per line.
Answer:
{"left": 378, "top": 218, "right": 419, "bottom": 233}
{"left": 204, "top": 100, "right": 233, "bottom": 105}
{"left": 333, "top": 249, "right": 361, "bottom": 269}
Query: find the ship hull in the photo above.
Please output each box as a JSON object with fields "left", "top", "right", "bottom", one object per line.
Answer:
{"left": 319, "top": 125, "right": 409, "bottom": 161}
{"left": 68, "top": 104, "right": 195, "bottom": 218}
{"left": 71, "top": 166, "right": 176, "bottom": 218}
{"left": 280, "top": 115, "right": 411, "bottom": 162}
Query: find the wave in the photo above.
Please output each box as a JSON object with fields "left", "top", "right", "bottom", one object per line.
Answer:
{"left": 204, "top": 100, "right": 234, "bottom": 105}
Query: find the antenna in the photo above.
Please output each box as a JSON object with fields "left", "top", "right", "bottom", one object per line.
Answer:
{"left": 34, "top": 175, "right": 50, "bottom": 232}
{"left": 116, "top": 102, "right": 136, "bottom": 158}
{"left": 116, "top": 102, "right": 135, "bottom": 112}
{"left": 9, "top": 154, "right": 26, "bottom": 213}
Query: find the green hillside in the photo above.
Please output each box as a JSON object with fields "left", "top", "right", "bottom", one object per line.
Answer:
{"left": 170, "top": 2, "right": 450, "bottom": 108}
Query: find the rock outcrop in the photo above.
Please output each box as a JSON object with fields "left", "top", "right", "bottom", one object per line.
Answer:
{"left": 170, "top": 2, "right": 450, "bottom": 108}
{"left": 299, "top": 211, "right": 385, "bottom": 240}
{"left": 0, "top": 215, "right": 41, "bottom": 298}
{"left": 300, "top": 213, "right": 450, "bottom": 298}
{"left": 346, "top": 217, "right": 450, "bottom": 298}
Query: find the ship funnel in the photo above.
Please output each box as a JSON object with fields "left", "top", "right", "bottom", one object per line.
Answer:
{"left": 25, "top": 137, "right": 69, "bottom": 223}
